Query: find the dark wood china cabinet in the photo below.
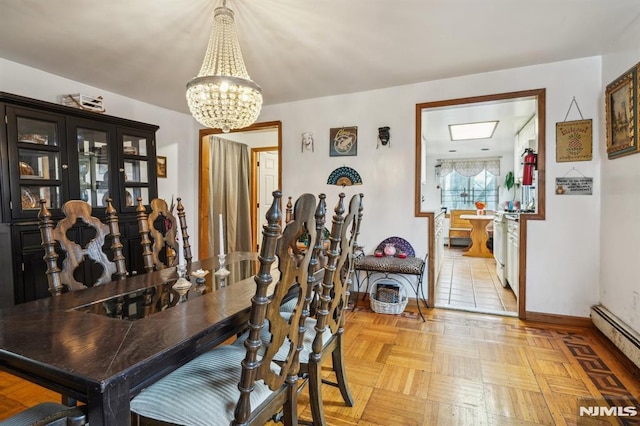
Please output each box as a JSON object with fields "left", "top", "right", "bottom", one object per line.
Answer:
{"left": 0, "top": 92, "right": 159, "bottom": 306}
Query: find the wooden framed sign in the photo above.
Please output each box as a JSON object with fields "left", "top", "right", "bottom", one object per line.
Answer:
{"left": 556, "top": 119, "right": 592, "bottom": 162}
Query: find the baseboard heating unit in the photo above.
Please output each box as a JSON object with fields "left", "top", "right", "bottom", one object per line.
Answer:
{"left": 591, "top": 305, "right": 640, "bottom": 369}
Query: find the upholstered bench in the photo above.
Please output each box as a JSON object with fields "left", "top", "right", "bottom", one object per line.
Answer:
{"left": 353, "top": 237, "right": 428, "bottom": 321}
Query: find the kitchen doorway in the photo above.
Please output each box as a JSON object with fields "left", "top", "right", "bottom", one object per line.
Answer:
{"left": 415, "top": 89, "right": 547, "bottom": 319}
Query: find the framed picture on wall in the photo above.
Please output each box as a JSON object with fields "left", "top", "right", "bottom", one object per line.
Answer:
{"left": 329, "top": 126, "right": 357, "bottom": 156}
{"left": 157, "top": 156, "right": 167, "bottom": 178}
{"left": 605, "top": 64, "right": 638, "bottom": 159}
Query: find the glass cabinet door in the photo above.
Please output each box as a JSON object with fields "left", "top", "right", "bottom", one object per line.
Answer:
{"left": 76, "top": 127, "right": 111, "bottom": 207}
{"left": 8, "top": 108, "right": 66, "bottom": 218}
{"left": 119, "top": 130, "right": 156, "bottom": 209}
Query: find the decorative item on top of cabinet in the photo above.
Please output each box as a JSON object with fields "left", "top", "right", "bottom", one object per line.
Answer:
{"left": 0, "top": 91, "right": 159, "bottom": 305}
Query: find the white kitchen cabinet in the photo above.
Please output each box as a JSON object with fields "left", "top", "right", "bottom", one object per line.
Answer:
{"left": 506, "top": 218, "right": 519, "bottom": 298}
{"left": 434, "top": 211, "right": 445, "bottom": 285}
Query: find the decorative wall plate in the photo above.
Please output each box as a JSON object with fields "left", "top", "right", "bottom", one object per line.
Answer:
{"left": 21, "top": 188, "right": 37, "bottom": 209}
{"left": 327, "top": 166, "right": 362, "bottom": 186}
{"left": 18, "top": 134, "right": 48, "bottom": 144}
{"left": 19, "top": 161, "right": 34, "bottom": 176}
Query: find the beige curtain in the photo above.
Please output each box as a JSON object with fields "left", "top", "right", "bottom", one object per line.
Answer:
{"left": 439, "top": 158, "right": 500, "bottom": 177}
{"left": 208, "top": 136, "right": 252, "bottom": 256}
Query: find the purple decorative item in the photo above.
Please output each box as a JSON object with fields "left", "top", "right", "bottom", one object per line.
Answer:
{"left": 375, "top": 236, "right": 416, "bottom": 257}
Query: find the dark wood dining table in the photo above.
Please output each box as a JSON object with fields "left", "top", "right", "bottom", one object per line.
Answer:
{"left": 0, "top": 252, "right": 266, "bottom": 426}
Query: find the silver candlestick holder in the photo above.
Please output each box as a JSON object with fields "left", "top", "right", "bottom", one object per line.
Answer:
{"left": 176, "top": 263, "right": 188, "bottom": 279}
{"left": 214, "top": 253, "right": 230, "bottom": 276}
{"left": 172, "top": 276, "right": 192, "bottom": 304}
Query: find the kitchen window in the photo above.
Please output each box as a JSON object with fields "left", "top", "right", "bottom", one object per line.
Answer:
{"left": 438, "top": 158, "right": 500, "bottom": 211}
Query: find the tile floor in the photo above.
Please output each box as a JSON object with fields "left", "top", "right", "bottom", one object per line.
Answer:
{"left": 435, "top": 246, "right": 517, "bottom": 316}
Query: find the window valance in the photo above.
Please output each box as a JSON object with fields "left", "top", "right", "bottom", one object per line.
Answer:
{"left": 438, "top": 158, "right": 500, "bottom": 178}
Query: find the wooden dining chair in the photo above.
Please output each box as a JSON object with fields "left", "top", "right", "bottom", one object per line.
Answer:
{"left": 0, "top": 402, "right": 86, "bottom": 426}
{"left": 38, "top": 199, "right": 127, "bottom": 296}
{"left": 299, "top": 193, "right": 362, "bottom": 425}
{"left": 135, "top": 197, "right": 191, "bottom": 272}
{"left": 236, "top": 192, "right": 362, "bottom": 425}
{"left": 130, "top": 190, "right": 318, "bottom": 425}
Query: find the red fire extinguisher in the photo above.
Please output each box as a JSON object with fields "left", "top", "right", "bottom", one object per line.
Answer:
{"left": 522, "top": 148, "right": 537, "bottom": 186}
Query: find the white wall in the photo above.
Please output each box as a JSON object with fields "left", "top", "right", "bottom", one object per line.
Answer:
{"left": 2, "top": 55, "right": 608, "bottom": 319}
{"left": 259, "top": 56, "right": 603, "bottom": 318}
{"left": 0, "top": 58, "right": 200, "bottom": 256}
{"left": 600, "top": 15, "right": 640, "bottom": 333}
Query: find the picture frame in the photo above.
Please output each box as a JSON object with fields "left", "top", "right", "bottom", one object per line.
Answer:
{"left": 156, "top": 156, "right": 167, "bottom": 178}
{"left": 329, "top": 126, "right": 357, "bottom": 157}
{"left": 605, "top": 64, "right": 638, "bottom": 159}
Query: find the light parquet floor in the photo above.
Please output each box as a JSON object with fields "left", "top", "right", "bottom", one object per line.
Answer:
{"left": 435, "top": 246, "right": 518, "bottom": 316}
{"left": 1, "top": 308, "right": 639, "bottom": 425}
{"left": 282, "top": 307, "right": 640, "bottom": 425}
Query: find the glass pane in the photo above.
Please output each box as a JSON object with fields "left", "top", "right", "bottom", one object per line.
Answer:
{"left": 124, "top": 160, "right": 148, "bottom": 183}
{"left": 77, "top": 128, "right": 110, "bottom": 207}
{"left": 17, "top": 117, "right": 59, "bottom": 146}
{"left": 440, "top": 170, "right": 498, "bottom": 211}
{"left": 123, "top": 135, "right": 147, "bottom": 156}
{"left": 127, "top": 187, "right": 148, "bottom": 206}
{"left": 18, "top": 149, "right": 60, "bottom": 180}
{"left": 21, "top": 185, "right": 61, "bottom": 210}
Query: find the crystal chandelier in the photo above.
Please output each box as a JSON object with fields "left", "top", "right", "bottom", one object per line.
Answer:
{"left": 186, "top": 0, "right": 263, "bottom": 133}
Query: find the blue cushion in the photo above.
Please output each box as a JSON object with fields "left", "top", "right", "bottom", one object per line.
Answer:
{"left": 130, "top": 345, "right": 274, "bottom": 426}
{"left": 232, "top": 312, "right": 332, "bottom": 363}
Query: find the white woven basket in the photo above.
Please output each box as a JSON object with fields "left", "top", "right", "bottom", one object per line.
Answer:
{"left": 369, "top": 282, "right": 408, "bottom": 315}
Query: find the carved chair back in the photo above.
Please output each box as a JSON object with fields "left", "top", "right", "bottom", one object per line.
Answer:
{"left": 296, "top": 193, "right": 358, "bottom": 426}
{"left": 136, "top": 197, "right": 191, "bottom": 271}
{"left": 233, "top": 190, "right": 318, "bottom": 424}
{"left": 38, "top": 199, "right": 127, "bottom": 295}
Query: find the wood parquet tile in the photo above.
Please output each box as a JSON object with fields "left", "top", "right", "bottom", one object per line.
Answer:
{"left": 1, "top": 307, "right": 639, "bottom": 425}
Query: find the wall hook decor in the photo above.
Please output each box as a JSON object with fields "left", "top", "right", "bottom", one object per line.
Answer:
{"left": 301, "top": 132, "right": 314, "bottom": 152}
{"left": 377, "top": 126, "right": 390, "bottom": 148}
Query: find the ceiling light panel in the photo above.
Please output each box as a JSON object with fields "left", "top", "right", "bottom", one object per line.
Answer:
{"left": 449, "top": 121, "right": 498, "bottom": 141}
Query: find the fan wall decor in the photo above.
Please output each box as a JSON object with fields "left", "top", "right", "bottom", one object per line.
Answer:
{"left": 327, "top": 166, "right": 363, "bottom": 186}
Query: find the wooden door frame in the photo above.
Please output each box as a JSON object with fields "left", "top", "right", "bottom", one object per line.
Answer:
{"left": 198, "top": 121, "right": 282, "bottom": 259}
{"left": 415, "top": 89, "right": 546, "bottom": 319}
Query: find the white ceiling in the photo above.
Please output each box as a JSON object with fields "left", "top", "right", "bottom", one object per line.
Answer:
{"left": 1, "top": 0, "right": 639, "bottom": 115}
{"left": 423, "top": 97, "right": 537, "bottom": 157}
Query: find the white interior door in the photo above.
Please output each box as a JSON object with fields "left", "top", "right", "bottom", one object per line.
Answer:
{"left": 257, "top": 151, "right": 278, "bottom": 247}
